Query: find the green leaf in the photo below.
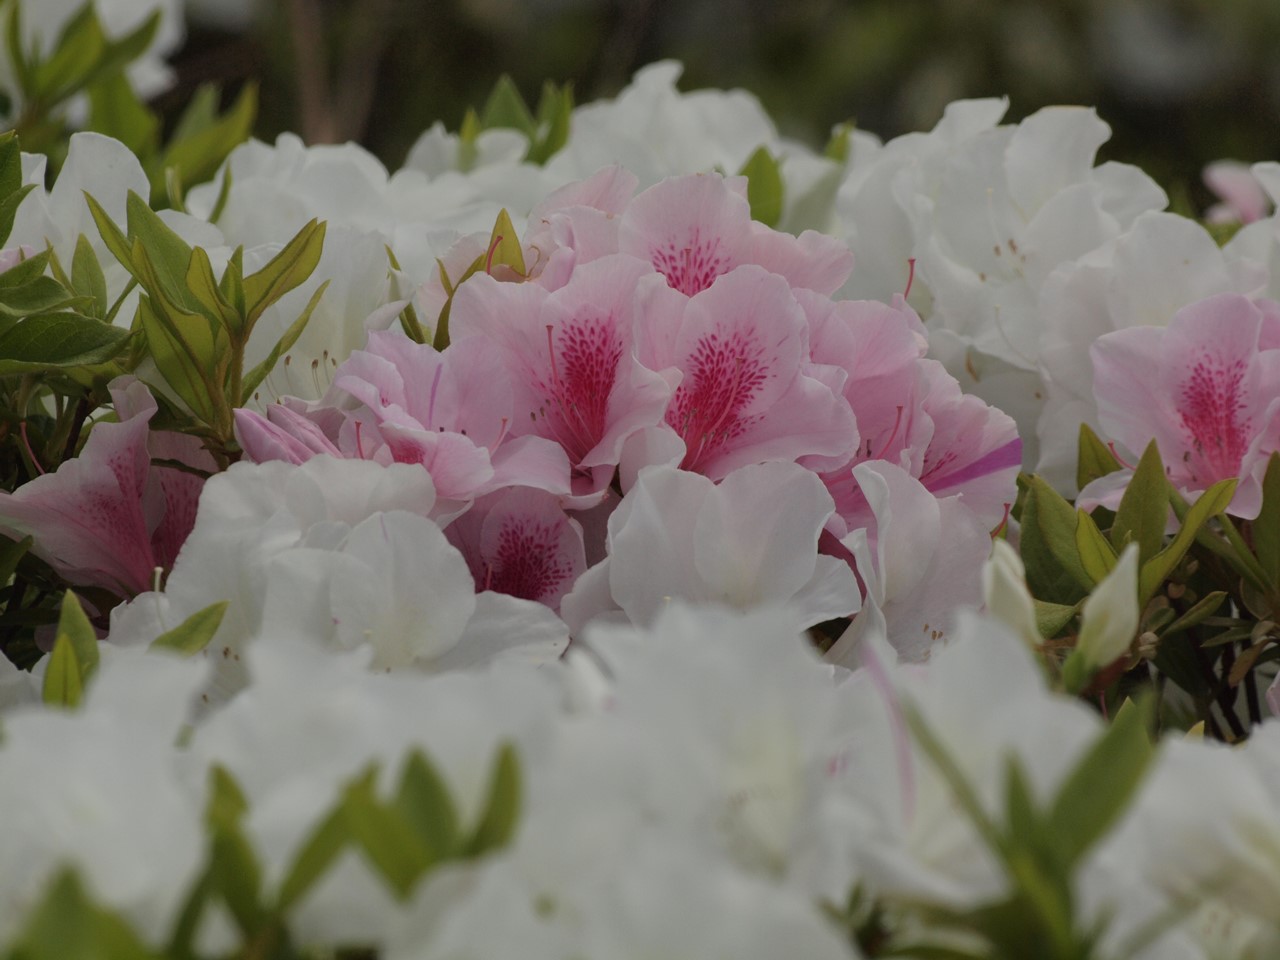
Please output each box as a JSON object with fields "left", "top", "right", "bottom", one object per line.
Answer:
{"left": 526, "top": 80, "right": 573, "bottom": 164}
{"left": 737, "top": 145, "right": 784, "bottom": 228}
{"left": 1076, "top": 422, "right": 1121, "bottom": 493}
{"left": 87, "top": 70, "right": 159, "bottom": 158}
{"left": 42, "top": 632, "right": 84, "bottom": 708}
{"left": 11, "top": 869, "right": 158, "bottom": 960}
{"left": 4, "top": 5, "right": 31, "bottom": 102}
{"left": 204, "top": 765, "right": 266, "bottom": 932}
{"left": 464, "top": 742, "right": 522, "bottom": 856}
{"left": 156, "top": 82, "right": 258, "bottom": 201}
{"left": 185, "top": 245, "right": 238, "bottom": 331}
{"left": 71, "top": 234, "right": 109, "bottom": 318}
{"left": 0, "top": 181, "right": 34, "bottom": 248}
{"left": 0, "top": 312, "right": 129, "bottom": 375}
{"left": 0, "top": 534, "right": 32, "bottom": 586}
{"left": 485, "top": 208, "right": 526, "bottom": 278}
{"left": 124, "top": 191, "right": 200, "bottom": 313}
{"left": 1161, "top": 591, "right": 1228, "bottom": 638}
{"left": 0, "top": 248, "right": 51, "bottom": 288}
{"left": 1139, "top": 478, "right": 1237, "bottom": 603}
{"left": 1110, "top": 440, "right": 1168, "bottom": 563}
{"left": 241, "top": 218, "right": 326, "bottom": 332}
{"left": 1075, "top": 508, "right": 1117, "bottom": 584}
{"left": 1033, "top": 599, "right": 1078, "bottom": 639}
{"left": 33, "top": 7, "right": 161, "bottom": 112}
{"left": 1253, "top": 452, "right": 1280, "bottom": 587}
{"left": 395, "top": 750, "right": 461, "bottom": 862}
{"left": 481, "top": 74, "right": 536, "bottom": 137}
{"left": 1017, "top": 474, "right": 1092, "bottom": 605}
{"left": 1046, "top": 696, "right": 1153, "bottom": 870}
{"left": 275, "top": 803, "right": 350, "bottom": 911}
{"left": 342, "top": 767, "right": 433, "bottom": 898}
{"left": 56, "top": 591, "right": 100, "bottom": 682}
{"left": 238, "top": 279, "right": 329, "bottom": 403}
{"left": 85, "top": 192, "right": 137, "bottom": 277}
{"left": 136, "top": 294, "right": 219, "bottom": 423}
{"left": 824, "top": 122, "right": 854, "bottom": 163}
{"left": 149, "top": 600, "right": 228, "bottom": 655}
{"left": 0, "top": 273, "right": 76, "bottom": 317}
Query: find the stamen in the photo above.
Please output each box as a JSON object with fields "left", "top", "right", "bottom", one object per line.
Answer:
{"left": 484, "top": 235, "right": 503, "bottom": 275}
{"left": 989, "top": 502, "right": 1012, "bottom": 539}
{"left": 484, "top": 562, "right": 494, "bottom": 592}
{"left": 19, "top": 422, "right": 44, "bottom": 476}
{"left": 873, "top": 405, "right": 906, "bottom": 461}
{"left": 488, "top": 416, "right": 510, "bottom": 455}
{"left": 354, "top": 420, "right": 366, "bottom": 459}
{"left": 903, "top": 257, "right": 916, "bottom": 299}
{"left": 426, "top": 364, "right": 444, "bottom": 427}
{"left": 1107, "top": 442, "right": 1137, "bottom": 471}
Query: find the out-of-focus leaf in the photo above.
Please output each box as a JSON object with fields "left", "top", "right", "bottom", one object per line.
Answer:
{"left": 56, "top": 590, "right": 99, "bottom": 682}
{"left": 1033, "top": 599, "right": 1078, "bottom": 639}
{"left": 275, "top": 803, "right": 350, "bottom": 911}
{"left": 1047, "top": 696, "right": 1153, "bottom": 870}
{"left": 11, "top": 869, "right": 158, "bottom": 960}
{"left": 738, "top": 145, "right": 784, "bottom": 228}
{"left": 395, "top": 750, "right": 461, "bottom": 862}
{"left": 150, "top": 601, "right": 228, "bottom": 655}
{"left": 481, "top": 74, "right": 536, "bottom": 137}
{"left": 87, "top": 71, "right": 159, "bottom": 157}
{"left": 42, "top": 632, "right": 84, "bottom": 708}
{"left": 155, "top": 83, "right": 257, "bottom": 201}
{"left": 464, "top": 742, "right": 522, "bottom": 856}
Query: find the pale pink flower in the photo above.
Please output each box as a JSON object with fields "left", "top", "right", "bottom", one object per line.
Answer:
{"left": 444, "top": 487, "right": 586, "bottom": 612}
{"left": 1083, "top": 293, "right": 1280, "bottom": 518}
{"left": 450, "top": 253, "right": 675, "bottom": 503}
{"left": 632, "top": 265, "right": 858, "bottom": 479}
{"left": 1204, "top": 161, "right": 1271, "bottom": 225}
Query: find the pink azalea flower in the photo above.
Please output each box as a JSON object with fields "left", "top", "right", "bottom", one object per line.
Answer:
{"left": 450, "top": 253, "right": 675, "bottom": 503}
{"left": 444, "top": 487, "right": 586, "bottom": 612}
{"left": 1203, "top": 161, "right": 1271, "bottom": 225}
{"left": 801, "top": 292, "right": 1020, "bottom": 536}
{"left": 631, "top": 265, "right": 858, "bottom": 479}
{"left": 235, "top": 331, "right": 573, "bottom": 506}
{"left": 1083, "top": 293, "right": 1280, "bottom": 518}
{"left": 617, "top": 173, "right": 853, "bottom": 297}
{"left": 0, "top": 378, "right": 211, "bottom": 597}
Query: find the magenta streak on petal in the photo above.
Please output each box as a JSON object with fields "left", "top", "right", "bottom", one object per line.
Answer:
{"left": 538, "top": 316, "right": 623, "bottom": 464}
{"left": 487, "top": 518, "right": 574, "bottom": 605}
{"left": 667, "top": 328, "right": 768, "bottom": 471}
{"left": 650, "top": 228, "right": 728, "bottom": 296}
{"left": 1178, "top": 356, "right": 1251, "bottom": 484}
{"left": 923, "top": 437, "right": 1022, "bottom": 495}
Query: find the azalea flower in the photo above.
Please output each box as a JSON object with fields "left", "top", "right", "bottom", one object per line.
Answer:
{"left": 0, "top": 377, "right": 211, "bottom": 598}
{"left": 1082, "top": 292, "right": 1280, "bottom": 517}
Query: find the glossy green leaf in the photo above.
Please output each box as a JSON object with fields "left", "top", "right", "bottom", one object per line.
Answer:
{"left": 241, "top": 217, "right": 326, "bottom": 331}
{"left": 185, "top": 245, "right": 238, "bottom": 331}
{"left": 1254, "top": 452, "right": 1280, "bottom": 587}
{"left": 485, "top": 208, "right": 526, "bottom": 278}
{"left": 71, "top": 234, "right": 109, "bottom": 319}
{"left": 85, "top": 192, "right": 137, "bottom": 277}
{"left": 42, "top": 632, "right": 84, "bottom": 708}
{"left": 136, "top": 295, "right": 218, "bottom": 423}
{"left": 1076, "top": 422, "right": 1122, "bottom": 493}
{"left": 1161, "top": 591, "right": 1228, "bottom": 638}
{"left": 124, "top": 191, "right": 201, "bottom": 314}
{"left": 149, "top": 601, "right": 228, "bottom": 656}
{"left": 464, "top": 742, "right": 522, "bottom": 856}
{"left": 1017, "top": 474, "right": 1092, "bottom": 605}
{"left": 1075, "top": 508, "right": 1117, "bottom": 584}
{"left": 0, "top": 272, "right": 76, "bottom": 316}
{"left": 738, "top": 145, "right": 784, "bottom": 228}
{"left": 1110, "top": 440, "right": 1168, "bottom": 563}
{"left": 1033, "top": 599, "right": 1078, "bottom": 639}
{"left": 1140, "top": 478, "right": 1237, "bottom": 603}
{"left": 1047, "top": 696, "right": 1153, "bottom": 869}
{"left": 0, "top": 311, "right": 129, "bottom": 375}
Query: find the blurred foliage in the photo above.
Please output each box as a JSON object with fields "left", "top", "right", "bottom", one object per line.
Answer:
{"left": 168, "top": 0, "right": 1280, "bottom": 208}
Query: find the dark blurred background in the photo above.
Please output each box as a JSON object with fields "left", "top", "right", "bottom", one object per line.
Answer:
{"left": 164, "top": 0, "right": 1280, "bottom": 208}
